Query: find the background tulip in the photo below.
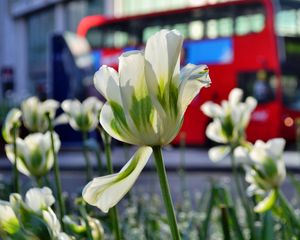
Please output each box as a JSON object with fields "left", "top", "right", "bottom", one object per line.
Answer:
{"left": 202, "top": 88, "right": 257, "bottom": 162}
{"left": 61, "top": 97, "right": 103, "bottom": 132}
{"left": 5, "top": 131, "right": 61, "bottom": 179}
{"left": 2, "top": 108, "right": 22, "bottom": 143}
{"left": 234, "top": 138, "right": 286, "bottom": 212}
{"left": 21, "top": 96, "right": 59, "bottom": 132}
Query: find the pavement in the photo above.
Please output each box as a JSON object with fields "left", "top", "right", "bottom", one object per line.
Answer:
{"left": 1, "top": 145, "right": 300, "bottom": 173}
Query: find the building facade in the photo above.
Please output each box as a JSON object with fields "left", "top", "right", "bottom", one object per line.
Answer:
{"left": 0, "top": 0, "right": 110, "bottom": 102}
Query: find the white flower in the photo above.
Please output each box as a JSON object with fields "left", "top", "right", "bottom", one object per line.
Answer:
{"left": 5, "top": 131, "right": 61, "bottom": 178}
{"left": 0, "top": 200, "right": 20, "bottom": 235}
{"left": 234, "top": 138, "right": 286, "bottom": 212}
{"left": 83, "top": 29, "right": 211, "bottom": 212}
{"left": 60, "top": 97, "right": 103, "bottom": 132}
{"left": 25, "top": 187, "right": 55, "bottom": 212}
{"left": 2, "top": 108, "right": 22, "bottom": 143}
{"left": 21, "top": 96, "right": 59, "bottom": 132}
{"left": 57, "top": 232, "right": 74, "bottom": 240}
{"left": 202, "top": 88, "right": 257, "bottom": 161}
{"left": 43, "top": 208, "right": 61, "bottom": 236}
{"left": 10, "top": 187, "right": 65, "bottom": 239}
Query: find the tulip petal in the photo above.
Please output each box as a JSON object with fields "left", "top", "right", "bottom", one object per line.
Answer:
{"left": 145, "top": 30, "right": 183, "bottom": 115}
{"left": 100, "top": 102, "right": 140, "bottom": 145}
{"left": 0, "top": 201, "right": 20, "bottom": 235}
{"left": 254, "top": 189, "right": 277, "bottom": 213}
{"left": 206, "top": 120, "right": 228, "bottom": 144}
{"left": 250, "top": 140, "right": 267, "bottom": 163}
{"left": 145, "top": 29, "right": 183, "bottom": 90}
{"left": 25, "top": 187, "right": 55, "bottom": 212}
{"left": 82, "top": 146, "right": 152, "bottom": 213}
{"left": 5, "top": 140, "right": 31, "bottom": 176}
{"left": 42, "top": 99, "right": 59, "bottom": 116}
{"left": 208, "top": 145, "right": 230, "bottom": 162}
{"left": 229, "top": 88, "right": 243, "bottom": 106}
{"left": 266, "top": 138, "right": 285, "bottom": 158}
{"left": 201, "top": 101, "right": 222, "bottom": 118}
{"left": 94, "top": 65, "right": 122, "bottom": 103}
{"left": 83, "top": 97, "right": 102, "bottom": 112}
{"left": 2, "top": 108, "right": 22, "bottom": 143}
{"left": 42, "top": 208, "right": 61, "bottom": 236}
{"left": 54, "top": 113, "right": 69, "bottom": 126}
{"left": 234, "top": 146, "right": 251, "bottom": 164}
{"left": 118, "top": 51, "right": 160, "bottom": 134}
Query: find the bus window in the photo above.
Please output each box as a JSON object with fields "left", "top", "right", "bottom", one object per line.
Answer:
{"left": 218, "top": 18, "right": 233, "bottom": 37}
{"left": 282, "top": 75, "right": 300, "bottom": 110}
{"left": 174, "top": 23, "right": 188, "bottom": 37}
{"left": 86, "top": 28, "right": 103, "bottom": 49}
{"left": 189, "top": 21, "right": 204, "bottom": 40}
{"left": 143, "top": 26, "right": 161, "bottom": 42}
{"left": 114, "top": 31, "right": 128, "bottom": 48}
{"left": 235, "top": 15, "right": 251, "bottom": 35}
{"left": 251, "top": 13, "right": 265, "bottom": 33}
{"left": 207, "top": 19, "right": 218, "bottom": 39}
{"left": 237, "top": 71, "right": 276, "bottom": 104}
{"left": 276, "top": 10, "right": 298, "bottom": 36}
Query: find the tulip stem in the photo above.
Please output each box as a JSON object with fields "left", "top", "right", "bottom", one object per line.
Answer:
{"left": 152, "top": 146, "right": 181, "bottom": 240}
{"left": 230, "top": 150, "right": 256, "bottom": 240}
{"left": 78, "top": 200, "right": 94, "bottom": 240}
{"left": 36, "top": 177, "right": 43, "bottom": 188}
{"left": 82, "top": 131, "right": 93, "bottom": 181}
{"left": 12, "top": 124, "right": 19, "bottom": 193}
{"left": 46, "top": 113, "right": 65, "bottom": 230}
{"left": 102, "top": 130, "right": 122, "bottom": 240}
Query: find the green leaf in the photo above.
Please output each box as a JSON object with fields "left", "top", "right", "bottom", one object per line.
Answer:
{"left": 254, "top": 190, "right": 277, "bottom": 213}
{"left": 20, "top": 207, "right": 52, "bottom": 240}
{"left": 261, "top": 211, "right": 275, "bottom": 240}
{"left": 220, "top": 205, "right": 231, "bottom": 240}
{"left": 201, "top": 184, "right": 217, "bottom": 240}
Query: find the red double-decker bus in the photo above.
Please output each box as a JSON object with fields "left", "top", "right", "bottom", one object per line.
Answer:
{"left": 77, "top": 0, "right": 300, "bottom": 145}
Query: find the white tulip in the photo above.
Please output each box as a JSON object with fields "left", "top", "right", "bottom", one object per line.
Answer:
{"left": 202, "top": 88, "right": 257, "bottom": 161}
{"left": 61, "top": 97, "right": 103, "bottom": 132}
{"left": 83, "top": 29, "right": 211, "bottom": 212}
{"left": 5, "top": 131, "right": 61, "bottom": 178}
{"left": 234, "top": 138, "right": 286, "bottom": 212}
{"left": 21, "top": 96, "right": 59, "bottom": 132}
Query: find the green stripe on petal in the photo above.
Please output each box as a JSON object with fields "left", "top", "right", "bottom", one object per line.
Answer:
{"left": 109, "top": 101, "right": 128, "bottom": 131}
{"left": 129, "top": 95, "right": 154, "bottom": 131}
{"left": 100, "top": 102, "right": 138, "bottom": 145}
{"left": 82, "top": 146, "right": 152, "bottom": 213}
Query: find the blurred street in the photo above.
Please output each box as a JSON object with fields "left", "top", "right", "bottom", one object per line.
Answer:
{"left": 0, "top": 147, "right": 299, "bottom": 198}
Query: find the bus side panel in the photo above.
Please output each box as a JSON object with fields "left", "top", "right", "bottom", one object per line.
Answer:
{"left": 233, "top": 31, "right": 281, "bottom": 142}
{"left": 247, "top": 102, "right": 281, "bottom": 142}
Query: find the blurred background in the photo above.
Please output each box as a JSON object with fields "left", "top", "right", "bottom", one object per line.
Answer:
{"left": 1, "top": 0, "right": 300, "bottom": 147}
